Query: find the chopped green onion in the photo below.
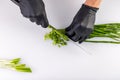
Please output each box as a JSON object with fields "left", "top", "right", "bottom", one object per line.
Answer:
{"left": 44, "top": 25, "right": 69, "bottom": 47}
{"left": 0, "top": 58, "right": 32, "bottom": 73}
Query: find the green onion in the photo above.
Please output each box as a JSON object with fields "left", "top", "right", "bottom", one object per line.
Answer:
{"left": 0, "top": 58, "right": 32, "bottom": 73}
{"left": 86, "top": 23, "right": 120, "bottom": 43}
{"left": 44, "top": 23, "right": 120, "bottom": 47}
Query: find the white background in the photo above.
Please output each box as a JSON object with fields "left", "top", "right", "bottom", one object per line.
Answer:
{"left": 0, "top": 0, "right": 120, "bottom": 80}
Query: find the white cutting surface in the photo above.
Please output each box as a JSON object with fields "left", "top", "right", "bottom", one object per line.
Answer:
{"left": 0, "top": 0, "right": 120, "bottom": 80}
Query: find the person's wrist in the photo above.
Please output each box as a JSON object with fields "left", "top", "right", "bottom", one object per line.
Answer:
{"left": 84, "top": 0, "right": 101, "bottom": 8}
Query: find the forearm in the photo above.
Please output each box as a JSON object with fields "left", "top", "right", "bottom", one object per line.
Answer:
{"left": 84, "top": 0, "right": 102, "bottom": 8}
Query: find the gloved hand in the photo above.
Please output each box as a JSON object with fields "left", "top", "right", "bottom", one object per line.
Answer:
{"left": 65, "top": 4, "right": 98, "bottom": 43}
{"left": 11, "top": 0, "right": 49, "bottom": 28}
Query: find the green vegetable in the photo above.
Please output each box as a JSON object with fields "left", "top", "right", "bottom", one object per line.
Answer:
{"left": 44, "top": 25, "right": 69, "bottom": 47}
{"left": 0, "top": 58, "right": 32, "bottom": 73}
{"left": 45, "top": 23, "right": 120, "bottom": 47}
{"left": 86, "top": 23, "right": 120, "bottom": 43}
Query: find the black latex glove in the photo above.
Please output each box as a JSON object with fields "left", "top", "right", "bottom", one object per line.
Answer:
{"left": 65, "top": 4, "right": 98, "bottom": 43}
{"left": 11, "top": 0, "right": 49, "bottom": 28}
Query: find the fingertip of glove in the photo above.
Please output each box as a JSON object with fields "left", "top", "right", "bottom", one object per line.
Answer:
{"left": 71, "top": 35, "right": 80, "bottom": 42}
{"left": 79, "top": 40, "right": 83, "bottom": 44}
{"left": 79, "top": 39, "right": 85, "bottom": 44}
{"left": 36, "top": 22, "right": 48, "bottom": 28}
{"left": 30, "top": 18, "right": 36, "bottom": 22}
{"left": 79, "top": 36, "right": 89, "bottom": 44}
{"left": 35, "top": 18, "right": 48, "bottom": 28}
